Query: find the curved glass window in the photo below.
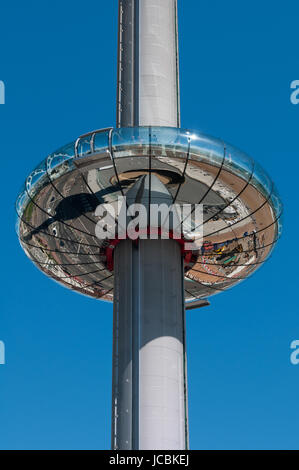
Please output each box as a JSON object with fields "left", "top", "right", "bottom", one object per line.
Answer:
{"left": 189, "top": 132, "right": 225, "bottom": 166}
{"left": 252, "top": 160, "right": 273, "bottom": 199}
{"left": 93, "top": 129, "right": 110, "bottom": 153}
{"left": 224, "top": 143, "right": 254, "bottom": 182}
{"left": 25, "top": 160, "right": 48, "bottom": 198}
{"left": 46, "top": 142, "right": 75, "bottom": 181}
{"left": 76, "top": 134, "right": 93, "bottom": 157}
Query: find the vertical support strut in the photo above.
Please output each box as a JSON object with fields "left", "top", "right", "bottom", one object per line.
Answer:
{"left": 112, "top": 0, "right": 187, "bottom": 450}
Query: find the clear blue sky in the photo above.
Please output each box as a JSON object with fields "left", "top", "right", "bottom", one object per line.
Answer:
{"left": 0, "top": 0, "right": 298, "bottom": 450}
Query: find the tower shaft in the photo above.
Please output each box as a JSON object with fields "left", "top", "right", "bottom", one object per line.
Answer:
{"left": 112, "top": 240, "right": 188, "bottom": 450}
{"left": 117, "top": 0, "right": 180, "bottom": 127}
{"left": 112, "top": 0, "right": 187, "bottom": 450}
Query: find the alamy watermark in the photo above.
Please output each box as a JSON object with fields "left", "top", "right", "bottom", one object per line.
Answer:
{"left": 290, "top": 80, "right": 299, "bottom": 105}
{"left": 95, "top": 197, "right": 203, "bottom": 251}
{"left": 0, "top": 340, "right": 5, "bottom": 365}
{"left": 0, "top": 80, "right": 5, "bottom": 104}
{"left": 290, "top": 340, "right": 299, "bottom": 365}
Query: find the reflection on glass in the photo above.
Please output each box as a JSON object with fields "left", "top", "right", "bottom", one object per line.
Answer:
{"left": 46, "top": 142, "right": 75, "bottom": 182}
{"left": 252, "top": 160, "right": 272, "bottom": 199}
{"left": 93, "top": 130, "right": 110, "bottom": 153}
{"left": 77, "top": 134, "right": 93, "bottom": 157}
{"left": 26, "top": 160, "right": 47, "bottom": 198}
{"left": 224, "top": 144, "right": 254, "bottom": 182}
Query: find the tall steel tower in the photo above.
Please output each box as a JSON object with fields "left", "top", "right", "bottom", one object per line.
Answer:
{"left": 16, "top": 0, "right": 283, "bottom": 450}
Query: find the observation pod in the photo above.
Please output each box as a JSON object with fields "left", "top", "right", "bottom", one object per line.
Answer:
{"left": 16, "top": 0, "right": 282, "bottom": 451}
{"left": 16, "top": 127, "right": 282, "bottom": 303}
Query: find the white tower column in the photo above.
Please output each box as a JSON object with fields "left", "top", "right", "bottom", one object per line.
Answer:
{"left": 112, "top": 239, "right": 188, "bottom": 450}
{"left": 112, "top": 0, "right": 187, "bottom": 450}
{"left": 117, "top": 0, "right": 180, "bottom": 127}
